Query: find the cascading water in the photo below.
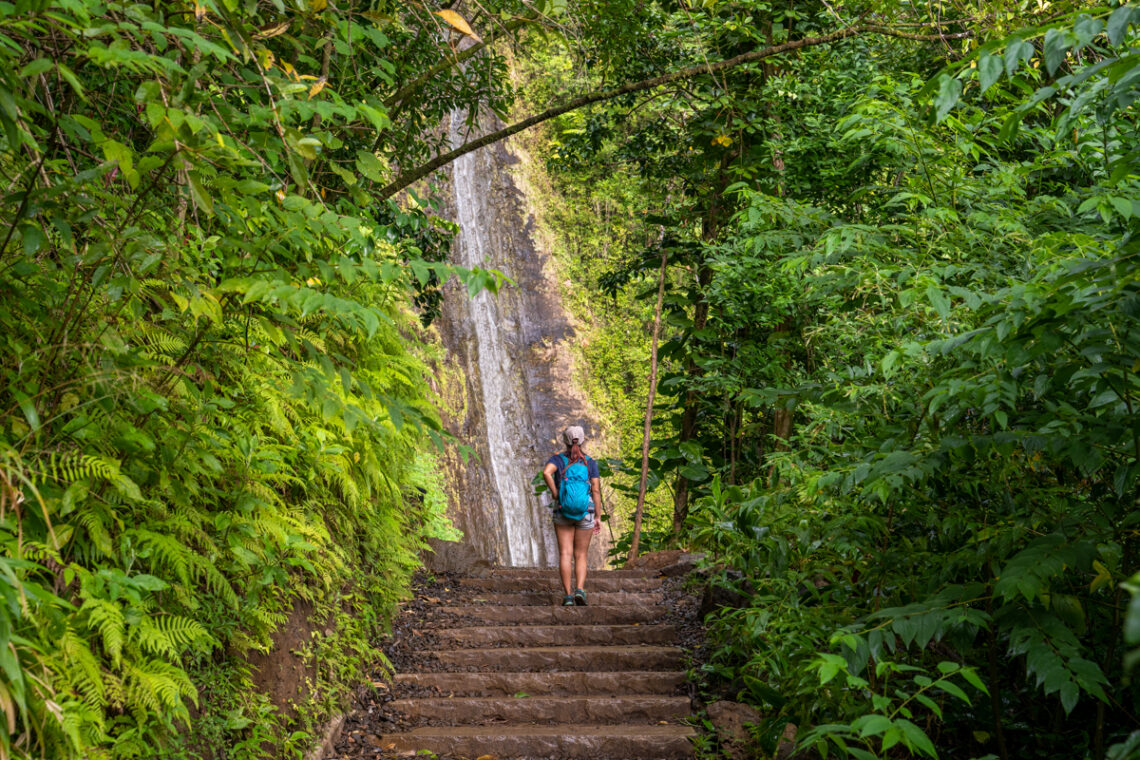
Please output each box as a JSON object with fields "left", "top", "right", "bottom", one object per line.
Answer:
{"left": 446, "top": 112, "right": 554, "bottom": 567}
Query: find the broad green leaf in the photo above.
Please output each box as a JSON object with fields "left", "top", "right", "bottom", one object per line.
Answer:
{"left": 1107, "top": 4, "right": 1135, "bottom": 45}
{"left": 19, "top": 58, "right": 52, "bottom": 78}
{"left": 13, "top": 390, "right": 40, "bottom": 431}
{"left": 934, "top": 75, "right": 962, "bottom": 122}
{"left": 679, "top": 464, "right": 709, "bottom": 481}
{"left": 959, "top": 668, "right": 988, "bottom": 694}
{"left": 1125, "top": 582, "right": 1140, "bottom": 645}
{"left": 978, "top": 53, "right": 1002, "bottom": 94}
{"left": 1073, "top": 15, "right": 1104, "bottom": 48}
{"left": 896, "top": 719, "right": 937, "bottom": 757}
{"left": 1043, "top": 28, "right": 1073, "bottom": 75}
{"left": 358, "top": 103, "right": 390, "bottom": 132}
{"left": 1005, "top": 38, "right": 1034, "bottom": 76}
{"left": 356, "top": 150, "right": 386, "bottom": 182}
{"left": 938, "top": 679, "right": 971, "bottom": 704}
{"left": 1110, "top": 196, "right": 1133, "bottom": 219}
{"left": 21, "top": 225, "right": 45, "bottom": 255}
{"left": 236, "top": 179, "right": 269, "bottom": 194}
{"left": 926, "top": 284, "right": 950, "bottom": 319}
{"left": 187, "top": 173, "right": 214, "bottom": 216}
{"left": 852, "top": 714, "right": 892, "bottom": 738}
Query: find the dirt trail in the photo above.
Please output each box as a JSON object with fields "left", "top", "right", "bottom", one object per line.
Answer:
{"left": 331, "top": 566, "right": 702, "bottom": 759}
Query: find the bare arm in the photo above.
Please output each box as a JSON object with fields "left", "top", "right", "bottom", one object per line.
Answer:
{"left": 543, "top": 463, "right": 559, "bottom": 502}
{"left": 590, "top": 477, "right": 601, "bottom": 512}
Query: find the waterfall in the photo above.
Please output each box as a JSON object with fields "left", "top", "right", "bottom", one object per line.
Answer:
{"left": 447, "top": 112, "right": 553, "bottom": 567}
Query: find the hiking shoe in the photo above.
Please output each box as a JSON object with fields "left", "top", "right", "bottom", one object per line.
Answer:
{"left": 561, "top": 594, "right": 575, "bottom": 606}
{"left": 573, "top": 588, "right": 587, "bottom": 606}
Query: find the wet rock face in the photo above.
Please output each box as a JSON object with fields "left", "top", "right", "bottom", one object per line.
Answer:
{"left": 434, "top": 110, "right": 608, "bottom": 568}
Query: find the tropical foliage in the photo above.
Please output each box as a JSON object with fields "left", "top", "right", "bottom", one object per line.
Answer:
{"left": 524, "top": 1, "right": 1140, "bottom": 757}
{"left": 5, "top": 0, "right": 1140, "bottom": 758}
{"left": 0, "top": 0, "right": 517, "bottom": 757}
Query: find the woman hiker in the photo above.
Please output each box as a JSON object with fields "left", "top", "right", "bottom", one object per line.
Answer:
{"left": 542, "top": 425, "right": 602, "bottom": 606}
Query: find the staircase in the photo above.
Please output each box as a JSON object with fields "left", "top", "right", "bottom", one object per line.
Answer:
{"left": 374, "top": 567, "right": 696, "bottom": 758}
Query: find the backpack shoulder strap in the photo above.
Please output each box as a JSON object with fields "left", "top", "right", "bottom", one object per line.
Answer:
{"left": 556, "top": 453, "right": 569, "bottom": 476}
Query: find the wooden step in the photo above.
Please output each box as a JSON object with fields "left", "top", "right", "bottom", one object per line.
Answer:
{"left": 387, "top": 694, "right": 691, "bottom": 724}
{"left": 394, "top": 670, "right": 688, "bottom": 697}
{"left": 426, "top": 645, "right": 685, "bottom": 672}
{"left": 458, "top": 576, "right": 663, "bottom": 593}
{"left": 376, "top": 724, "right": 696, "bottom": 759}
{"left": 434, "top": 624, "right": 677, "bottom": 648}
{"left": 489, "top": 567, "right": 657, "bottom": 579}
{"left": 452, "top": 591, "right": 664, "bottom": 606}
{"left": 431, "top": 604, "right": 664, "bottom": 625}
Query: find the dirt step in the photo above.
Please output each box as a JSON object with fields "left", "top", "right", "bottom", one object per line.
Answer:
{"left": 435, "top": 624, "right": 677, "bottom": 648}
{"left": 489, "top": 567, "right": 656, "bottom": 579}
{"left": 376, "top": 724, "right": 695, "bottom": 759}
{"left": 459, "top": 576, "right": 663, "bottom": 593}
{"left": 433, "top": 605, "right": 664, "bottom": 626}
{"left": 387, "top": 695, "right": 691, "bottom": 724}
{"left": 449, "top": 591, "right": 664, "bottom": 607}
{"left": 427, "top": 645, "right": 684, "bottom": 672}
{"left": 394, "top": 670, "right": 688, "bottom": 697}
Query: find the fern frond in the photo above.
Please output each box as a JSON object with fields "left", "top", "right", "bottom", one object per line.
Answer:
{"left": 29, "top": 452, "right": 120, "bottom": 486}
{"left": 125, "top": 529, "right": 192, "bottom": 586}
{"left": 136, "top": 321, "right": 187, "bottom": 357}
{"left": 123, "top": 659, "right": 195, "bottom": 715}
{"left": 75, "top": 503, "right": 116, "bottom": 558}
{"left": 81, "top": 599, "right": 126, "bottom": 667}
{"left": 53, "top": 628, "right": 106, "bottom": 706}
{"left": 130, "top": 614, "right": 212, "bottom": 659}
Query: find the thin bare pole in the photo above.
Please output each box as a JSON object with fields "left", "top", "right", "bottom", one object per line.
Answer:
{"left": 628, "top": 249, "right": 668, "bottom": 564}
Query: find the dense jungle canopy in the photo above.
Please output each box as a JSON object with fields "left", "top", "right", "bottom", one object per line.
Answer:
{"left": 2, "top": 0, "right": 1140, "bottom": 758}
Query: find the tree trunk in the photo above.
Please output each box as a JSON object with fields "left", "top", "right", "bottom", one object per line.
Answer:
{"left": 628, "top": 250, "right": 669, "bottom": 564}
{"left": 766, "top": 316, "right": 795, "bottom": 486}
{"left": 671, "top": 184, "right": 722, "bottom": 535}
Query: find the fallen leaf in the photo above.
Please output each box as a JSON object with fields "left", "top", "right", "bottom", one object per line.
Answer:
{"left": 435, "top": 9, "right": 482, "bottom": 42}
{"left": 476, "top": 755, "right": 499, "bottom": 760}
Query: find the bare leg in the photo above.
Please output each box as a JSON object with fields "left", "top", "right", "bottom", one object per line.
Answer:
{"left": 555, "top": 523, "right": 575, "bottom": 595}
{"left": 573, "top": 527, "right": 592, "bottom": 591}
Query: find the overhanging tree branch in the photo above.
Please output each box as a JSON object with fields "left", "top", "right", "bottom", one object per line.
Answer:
{"left": 382, "top": 15, "right": 537, "bottom": 111}
{"left": 376, "top": 23, "right": 968, "bottom": 200}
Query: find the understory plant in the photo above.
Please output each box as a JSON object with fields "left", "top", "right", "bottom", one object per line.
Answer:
{"left": 687, "top": 9, "right": 1140, "bottom": 759}
{"left": 0, "top": 1, "right": 509, "bottom": 758}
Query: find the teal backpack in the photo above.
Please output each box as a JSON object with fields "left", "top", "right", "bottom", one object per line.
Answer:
{"left": 557, "top": 454, "right": 592, "bottom": 521}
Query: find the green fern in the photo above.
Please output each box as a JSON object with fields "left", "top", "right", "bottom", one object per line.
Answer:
{"left": 131, "top": 615, "right": 211, "bottom": 659}
{"left": 54, "top": 628, "right": 107, "bottom": 707}
{"left": 83, "top": 599, "right": 126, "bottom": 668}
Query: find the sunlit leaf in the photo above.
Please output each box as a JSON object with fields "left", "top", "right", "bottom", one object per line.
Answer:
{"left": 434, "top": 9, "right": 481, "bottom": 41}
